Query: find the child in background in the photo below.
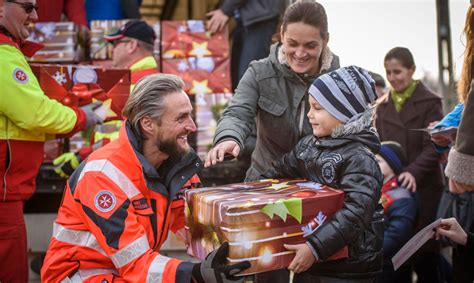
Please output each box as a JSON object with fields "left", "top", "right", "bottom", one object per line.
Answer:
{"left": 263, "top": 66, "right": 383, "bottom": 282}
{"left": 375, "top": 141, "right": 417, "bottom": 283}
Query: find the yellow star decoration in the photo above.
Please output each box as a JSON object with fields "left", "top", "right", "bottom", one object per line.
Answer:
{"left": 189, "top": 80, "right": 212, "bottom": 96}
{"left": 268, "top": 182, "right": 290, "bottom": 190}
{"left": 188, "top": 41, "right": 212, "bottom": 58}
{"left": 92, "top": 98, "right": 116, "bottom": 120}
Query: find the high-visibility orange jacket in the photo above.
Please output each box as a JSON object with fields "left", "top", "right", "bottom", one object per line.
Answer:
{"left": 0, "top": 31, "right": 86, "bottom": 202}
{"left": 41, "top": 121, "right": 202, "bottom": 283}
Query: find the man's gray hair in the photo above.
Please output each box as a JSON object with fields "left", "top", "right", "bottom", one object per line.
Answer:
{"left": 123, "top": 73, "right": 184, "bottom": 139}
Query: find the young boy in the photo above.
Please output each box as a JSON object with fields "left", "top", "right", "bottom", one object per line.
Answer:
{"left": 262, "top": 66, "right": 384, "bottom": 281}
{"left": 375, "top": 141, "right": 417, "bottom": 283}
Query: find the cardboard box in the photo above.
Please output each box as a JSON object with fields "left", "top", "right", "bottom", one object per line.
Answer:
{"left": 31, "top": 64, "right": 131, "bottom": 121}
{"left": 185, "top": 179, "right": 348, "bottom": 275}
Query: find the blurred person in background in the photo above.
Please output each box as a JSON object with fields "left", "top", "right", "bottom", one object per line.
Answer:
{"left": 370, "top": 71, "right": 387, "bottom": 98}
{"left": 85, "top": 0, "right": 141, "bottom": 24}
{"left": 374, "top": 141, "right": 417, "bottom": 283}
{"left": 375, "top": 46, "right": 444, "bottom": 282}
{"left": 207, "top": 0, "right": 286, "bottom": 90}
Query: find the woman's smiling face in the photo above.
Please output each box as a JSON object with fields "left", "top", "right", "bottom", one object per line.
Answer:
{"left": 281, "top": 22, "right": 328, "bottom": 76}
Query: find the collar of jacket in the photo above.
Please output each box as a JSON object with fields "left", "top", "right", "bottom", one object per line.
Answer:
{"left": 273, "top": 42, "right": 336, "bottom": 81}
{"left": 0, "top": 26, "right": 44, "bottom": 57}
{"left": 379, "top": 81, "right": 440, "bottom": 106}
{"left": 130, "top": 56, "right": 159, "bottom": 85}
{"left": 124, "top": 120, "right": 202, "bottom": 197}
{"left": 381, "top": 176, "right": 399, "bottom": 193}
{"left": 315, "top": 128, "right": 381, "bottom": 154}
{"left": 378, "top": 81, "right": 441, "bottom": 127}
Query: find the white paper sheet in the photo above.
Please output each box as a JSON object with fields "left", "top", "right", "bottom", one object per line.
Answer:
{"left": 392, "top": 218, "right": 442, "bottom": 270}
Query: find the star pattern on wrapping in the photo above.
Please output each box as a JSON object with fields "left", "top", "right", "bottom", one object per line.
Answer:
{"left": 92, "top": 98, "right": 116, "bottom": 120}
{"left": 53, "top": 71, "right": 67, "bottom": 85}
{"left": 38, "top": 23, "right": 57, "bottom": 39}
{"left": 267, "top": 182, "right": 290, "bottom": 190}
{"left": 188, "top": 41, "right": 212, "bottom": 58}
{"left": 177, "top": 59, "right": 189, "bottom": 72}
{"left": 189, "top": 80, "right": 212, "bottom": 96}
{"left": 177, "top": 24, "right": 187, "bottom": 33}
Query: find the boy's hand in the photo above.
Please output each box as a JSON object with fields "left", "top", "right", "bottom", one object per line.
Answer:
{"left": 284, "top": 244, "right": 316, "bottom": 273}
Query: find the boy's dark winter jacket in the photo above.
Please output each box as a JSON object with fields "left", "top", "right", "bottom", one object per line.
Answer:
{"left": 263, "top": 129, "right": 384, "bottom": 279}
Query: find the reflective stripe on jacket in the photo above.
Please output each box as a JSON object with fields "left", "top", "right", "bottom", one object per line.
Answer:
{"left": 41, "top": 121, "right": 202, "bottom": 282}
{"left": 130, "top": 56, "right": 159, "bottom": 90}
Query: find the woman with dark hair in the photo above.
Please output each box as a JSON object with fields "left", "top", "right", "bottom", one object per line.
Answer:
{"left": 205, "top": 1, "right": 339, "bottom": 182}
{"left": 376, "top": 47, "right": 444, "bottom": 282}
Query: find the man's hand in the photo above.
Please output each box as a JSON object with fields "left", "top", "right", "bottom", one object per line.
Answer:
{"left": 435, "top": 217, "right": 468, "bottom": 246}
{"left": 399, "top": 171, "right": 417, "bottom": 192}
{"left": 192, "top": 242, "right": 250, "bottom": 283}
{"left": 206, "top": 9, "right": 230, "bottom": 34}
{"left": 284, "top": 244, "right": 316, "bottom": 273}
{"left": 204, "top": 140, "right": 241, "bottom": 167}
{"left": 53, "top": 152, "right": 81, "bottom": 178}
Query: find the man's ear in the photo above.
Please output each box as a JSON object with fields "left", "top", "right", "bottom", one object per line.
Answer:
{"left": 127, "top": 39, "right": 139, "bottom": 54}
{"left": 139, "top": 116, "right": 155, "bottom": 138}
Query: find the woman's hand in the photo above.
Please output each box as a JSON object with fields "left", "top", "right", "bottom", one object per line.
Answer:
{"left": 431, "top": 134, "right": 453, "bottom": 147}
{"left": 399, "top": 171, "right": 417, "bottom": 192}
{"left": 204, "top": 140, "right": 241, "bottom": 167}
{"left": 435, "top": 217, "right": 468, "bottom": 246}
{"left": 284, "top": 244, "right": 316, "bottom": 273}
{"left": 449, "top": 179, "right": 474, "bottom": 194}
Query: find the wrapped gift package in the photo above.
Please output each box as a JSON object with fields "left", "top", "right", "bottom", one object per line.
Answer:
{"left": 161, "top": 20, "right": 231, "bottom": 95}
{"left": 27, "top": 22, "right": 79, "bottom": 62}
{"left": 90, "top": 20, "right": 129, "bottom": 60}
{"left": 31, "top": 64, "right": 131, "bottom": 121}
{"left": 161, "top": 20, "right": 229, "bottom": 58}
{"left": 162, "top": 57, "right": 231, "bottom": 94}
{"left": 185, "top": 179, "right": 348, "bottom": 275}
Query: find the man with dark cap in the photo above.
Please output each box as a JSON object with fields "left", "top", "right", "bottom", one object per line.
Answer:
{"left": 105, "top": 19, "right": 158, "bottom": 88}
{"left": 375, "top": 141, "right": 417, "bottom": 283}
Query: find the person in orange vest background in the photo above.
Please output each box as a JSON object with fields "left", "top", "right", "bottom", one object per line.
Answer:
{"left": 0, "top": 0, "right": 102, "bottom": 282}
{"left": 53, "top": 20, "right": 160, "bottom": 179}
{"left": 41, "top": 73, "right": 250, "bottom": 283}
